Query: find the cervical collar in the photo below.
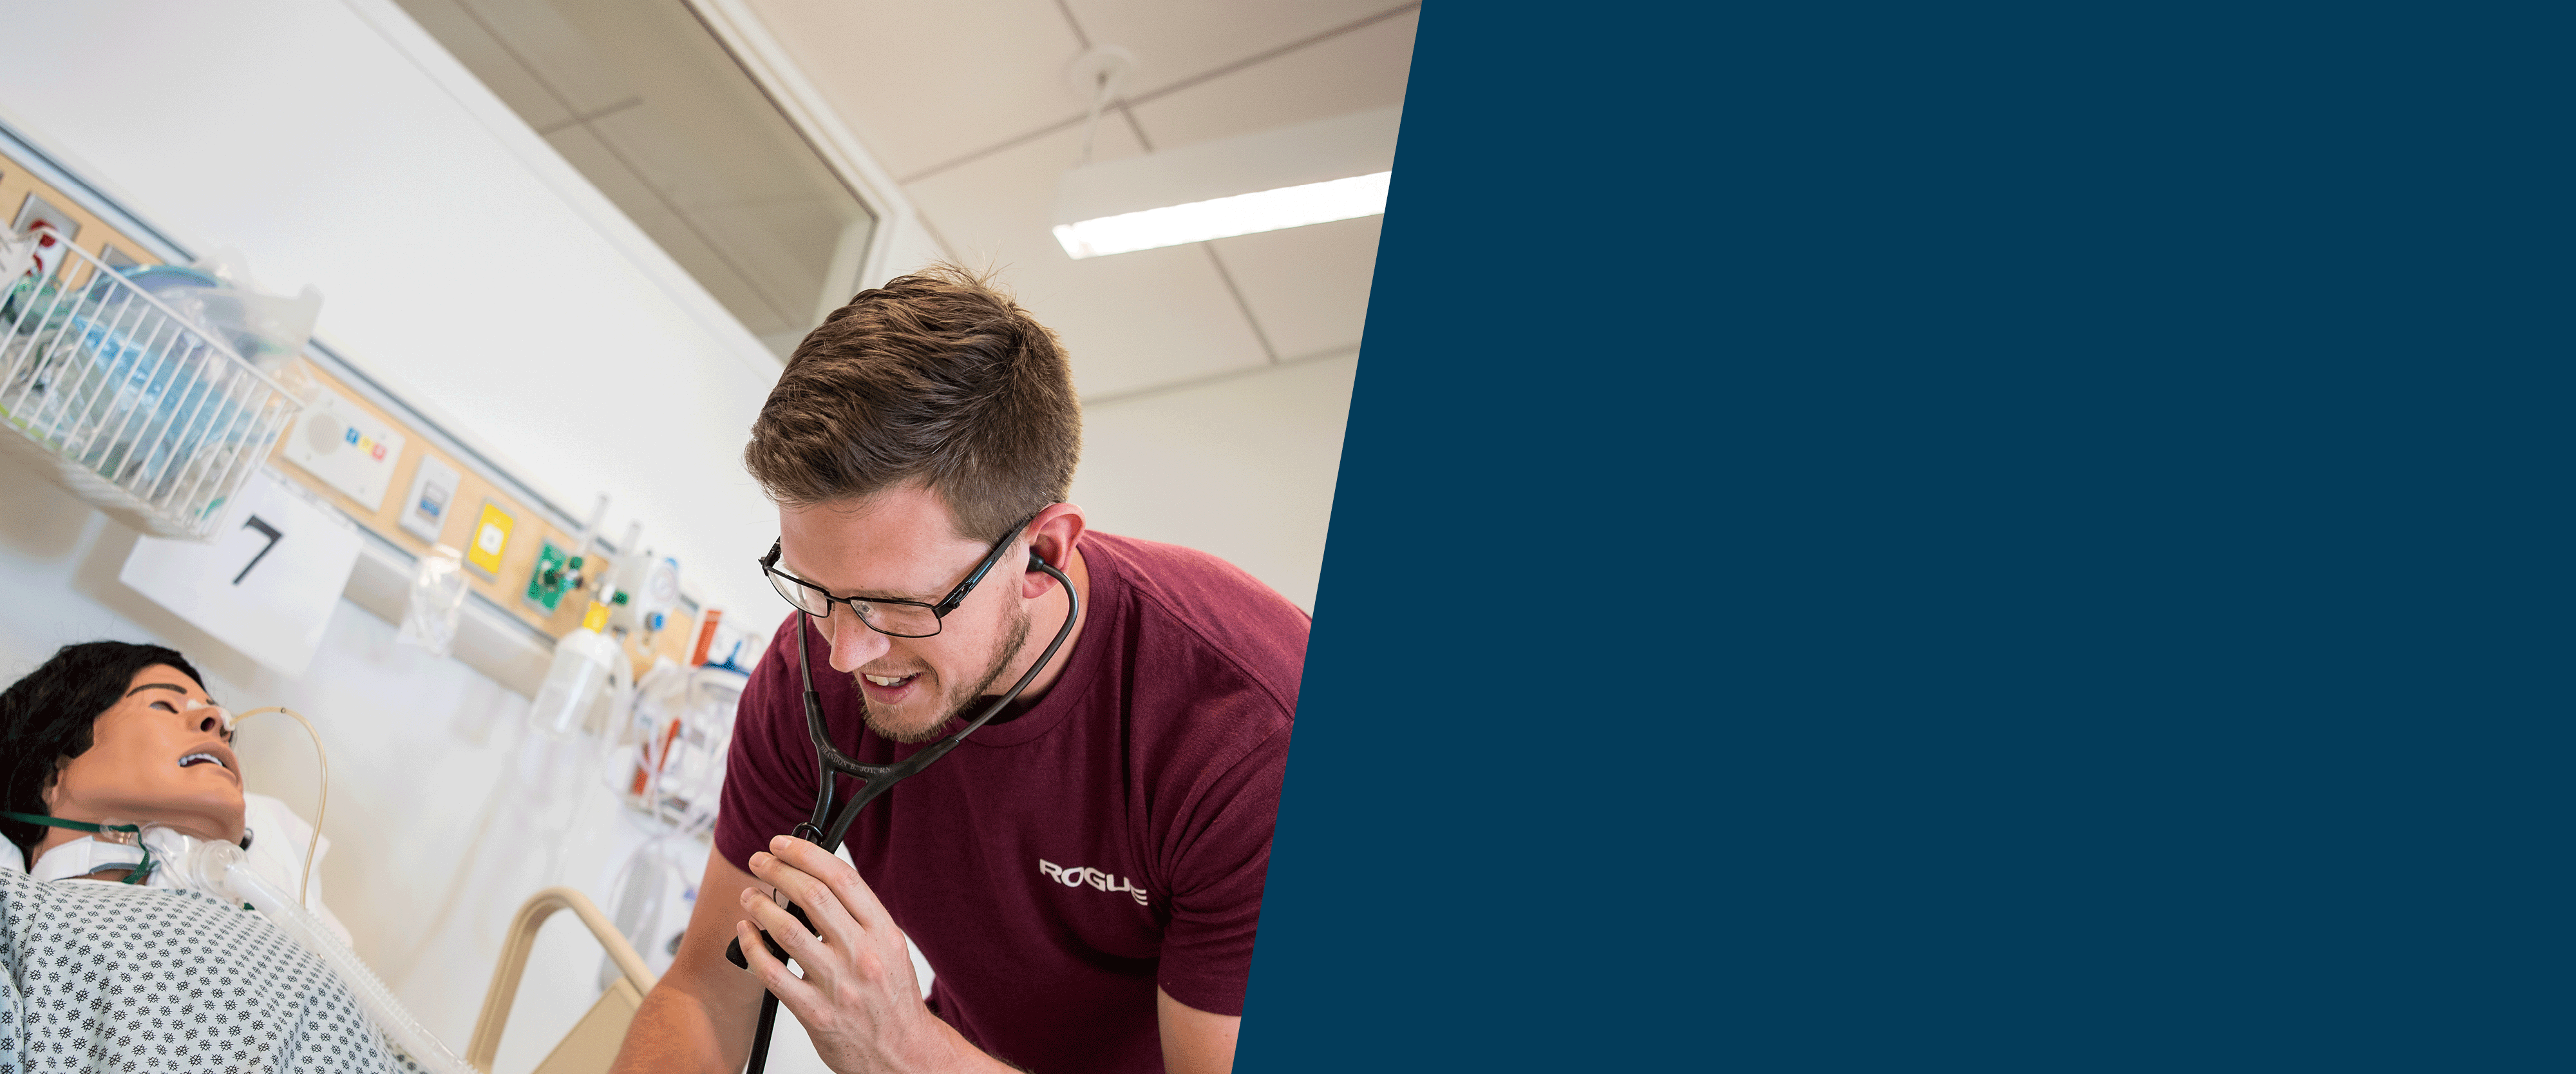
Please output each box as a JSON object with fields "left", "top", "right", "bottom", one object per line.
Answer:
{"left": 19, "top": 825, "right": 252, "bottom": 895}
{"left": 29, "top": 835, "right": 151, "bottom": 883}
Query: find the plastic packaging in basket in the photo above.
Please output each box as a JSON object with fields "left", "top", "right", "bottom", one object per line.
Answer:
{"left": 0, "top": 232, "right": 305, "bottom": 538}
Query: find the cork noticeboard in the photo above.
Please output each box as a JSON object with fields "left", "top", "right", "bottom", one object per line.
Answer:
{"left": 269, "top": 363, "right": 699, "bottom": 673}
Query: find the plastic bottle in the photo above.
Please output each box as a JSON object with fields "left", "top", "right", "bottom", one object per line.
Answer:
{"left": 530, "top": 601, "right": 620, "bottom": 738}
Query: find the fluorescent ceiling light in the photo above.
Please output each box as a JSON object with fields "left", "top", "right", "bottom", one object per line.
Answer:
{"left": 1054, "top": 106, "right": 1400, "bottom": 260}
{"left": 1054, "top": 172, "right": 1391, "bottom": 260}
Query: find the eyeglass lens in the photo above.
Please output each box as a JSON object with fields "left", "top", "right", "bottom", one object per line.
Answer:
{"left": 767, "top": 569, "right": 944, "bottom": 637}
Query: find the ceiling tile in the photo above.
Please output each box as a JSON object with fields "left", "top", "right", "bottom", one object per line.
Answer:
{"left": 1061, "top": 0, "right": 1408, "bottom": 104}
{"left": 450, "top": 0, "right": 629, "bottom": 115}
{"left": 743, "top": 0, "right": 1086, "bottom": 180}
{"left": 1124, "top": 6, "right": 1416, "bottom": 149}
{"left": 581, "top": 104, "right": 856, "bottom": 329}
{"left": 689, "top": 197, "right": 848, "bottom": 327}
{"left": 404, "top": 0, "right": 873, "bottom": 363}
{"left": 395, "top": 0, "right": 574, "bottom": 129}
{"left": 903, "top": 122, "right": 1270, "bottom": 399}
{"left": 549, "top": 125, "right": 795, "bottom": 335}
{"left": 1209, "top": 214, "right": 1381, "bottom": 361}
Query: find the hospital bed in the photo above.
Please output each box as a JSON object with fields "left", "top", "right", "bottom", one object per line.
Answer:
{"left": 468, "top": 887, "right": 659, "bottom": 1074}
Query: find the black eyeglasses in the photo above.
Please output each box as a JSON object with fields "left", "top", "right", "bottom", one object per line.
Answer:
{"left": 759, "top": 518, "right": 1033, "bottom": 638}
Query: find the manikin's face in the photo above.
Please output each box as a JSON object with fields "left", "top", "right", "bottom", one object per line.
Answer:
{"left": 44, "top": 665, "right": 245, "bottom": 844}
{"left": 776, "top": 484, "right": 1035, "bottom": 743}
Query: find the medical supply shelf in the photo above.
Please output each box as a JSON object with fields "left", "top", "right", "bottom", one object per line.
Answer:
{"left": 0, "top": 234, "right": 301, "bottom": 540}
{"left": 0, "top": 112, "right": 705, "bottom": 695}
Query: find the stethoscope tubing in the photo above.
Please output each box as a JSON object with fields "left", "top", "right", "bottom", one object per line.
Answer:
{"left": 798, "top": 556, "right": 1079, "bottom": 849}
{"left": 729, "top": 553, "right": 1080, "bottom": 1074}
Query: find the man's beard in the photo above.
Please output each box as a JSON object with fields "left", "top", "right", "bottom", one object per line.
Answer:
{"left": 859, "top": 603, "right": 1032, "bottom": 744}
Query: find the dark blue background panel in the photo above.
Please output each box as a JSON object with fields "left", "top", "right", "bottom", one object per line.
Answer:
{"left": 1239, "top": 4, "right": 2572, "bottom": 1071}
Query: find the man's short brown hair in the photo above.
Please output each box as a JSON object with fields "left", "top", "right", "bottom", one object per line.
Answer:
{"left": 744, "top": 265, "right": 1080, "bottom": 541}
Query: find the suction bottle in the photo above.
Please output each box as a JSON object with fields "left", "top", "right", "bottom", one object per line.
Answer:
{"left": 531, "top": 600, "right": 625, "bottom": 738}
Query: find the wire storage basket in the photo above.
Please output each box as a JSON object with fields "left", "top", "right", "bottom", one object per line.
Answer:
{"left": 0, "top": 232, "right": 301, "bottom": 541}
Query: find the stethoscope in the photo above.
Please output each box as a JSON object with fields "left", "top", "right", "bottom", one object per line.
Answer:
{"left": 725, "top": 548, "right": 1079, "bottom": 1074}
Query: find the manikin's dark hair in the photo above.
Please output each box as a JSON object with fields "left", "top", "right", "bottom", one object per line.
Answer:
{"left": 0, "top": 641, "right": 207, "bottom": 869}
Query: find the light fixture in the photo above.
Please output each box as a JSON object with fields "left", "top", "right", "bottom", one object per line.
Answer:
{"left": 1053, "top": 105, "right": 1401, "bottom": 260}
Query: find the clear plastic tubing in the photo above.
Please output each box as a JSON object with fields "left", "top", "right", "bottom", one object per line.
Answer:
{"left": 176, "top": 840, "right": 478, "bottom": 1074}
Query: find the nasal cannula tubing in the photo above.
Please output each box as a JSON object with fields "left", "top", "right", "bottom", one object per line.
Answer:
{"left": 215, "top": 707, "right": 471, "bottom": 1072}
{"left": 232, "top": 705, "right": 327, "bottom": 908}
{"left": 74, "top": 700, "right": 458, "bottom": 1070}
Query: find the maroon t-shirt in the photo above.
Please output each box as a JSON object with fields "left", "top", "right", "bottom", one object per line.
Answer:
{"left": 714, "top": 532, "right": 1305, "bottom": 1073}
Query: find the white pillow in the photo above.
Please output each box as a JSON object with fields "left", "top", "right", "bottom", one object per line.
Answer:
{"left": 243, "top": 791, "right": 354, "bottom": 948}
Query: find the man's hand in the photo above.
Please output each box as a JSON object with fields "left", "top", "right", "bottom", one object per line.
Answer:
{"left": 616, "top": 834, "right": 1244, "bottom": 1073}
{"left": 737, "top": 836, "right": 1011, "bottom": 1074}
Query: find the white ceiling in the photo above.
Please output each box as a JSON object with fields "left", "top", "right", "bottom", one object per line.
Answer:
{"left": 741, "top": 0, "right": 1419, "bottom": 401}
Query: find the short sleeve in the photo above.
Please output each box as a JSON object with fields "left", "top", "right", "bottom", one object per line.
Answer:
{"left": 1153, "top": 722, "right": 1291, "bottom": 1016}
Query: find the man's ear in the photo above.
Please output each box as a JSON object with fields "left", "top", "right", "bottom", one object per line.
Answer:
{"left": 1021, "top": 503, "right": 1088, "bottom": 598}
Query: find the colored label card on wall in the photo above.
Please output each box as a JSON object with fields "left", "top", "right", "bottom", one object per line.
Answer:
{"left": 401, "top": 454, "right": 461, "bottom": 542}
{"left": 465, "top": 499, "right": 514, "bottom": 579}
{"left": 281, "top": 386, "right": 406, "bottom": 512}
{"left": 120, "top": 469, "right": 365, "bottom": 676}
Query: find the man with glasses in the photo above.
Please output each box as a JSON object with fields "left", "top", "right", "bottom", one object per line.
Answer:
{"left": 613, "top": 266, "right": 1308, "bottom": 1074}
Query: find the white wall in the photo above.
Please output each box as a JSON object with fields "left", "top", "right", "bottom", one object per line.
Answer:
{"left": 1071, "top": 354, "right": 1357, "bottom": 613}
{"left": 0, "top": 0, "right": 785, "bottom": 619}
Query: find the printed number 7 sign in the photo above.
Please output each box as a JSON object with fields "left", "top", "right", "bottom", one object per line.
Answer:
{"left": 232, "top": 516, "right": 282, "bottom": 585}
{"left": 119, "top": 470, "right": 365, "bottom": 676}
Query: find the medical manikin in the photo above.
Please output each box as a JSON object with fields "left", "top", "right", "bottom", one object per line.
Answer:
{"left": 0, "top": 641, "right": 467, "bottom": 1073}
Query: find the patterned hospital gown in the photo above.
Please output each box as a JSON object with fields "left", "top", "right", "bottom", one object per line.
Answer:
{"left": 0, "top": 867, "right": 424, "bottom": 1073}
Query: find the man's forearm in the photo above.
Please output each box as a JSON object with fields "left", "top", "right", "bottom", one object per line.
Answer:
{"left": 611, "top": 977, "right": 755, "bottom": 1074}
